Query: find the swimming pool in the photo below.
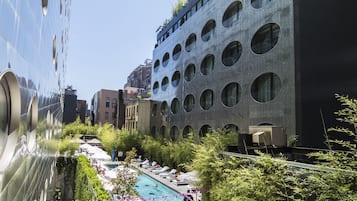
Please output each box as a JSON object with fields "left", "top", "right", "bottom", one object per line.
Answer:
{"left": 134, "top": 174, "right": 184, "bottom": 201}
{"left": 103, "top": 163, "right": 119, "bottom": 170}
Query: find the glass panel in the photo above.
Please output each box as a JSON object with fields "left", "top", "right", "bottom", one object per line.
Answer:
{"left": 251, "top": 23, "right": 280, "bottom": 54}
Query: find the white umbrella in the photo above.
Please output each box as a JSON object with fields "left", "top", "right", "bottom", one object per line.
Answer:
{"left": 90, "top": 151, "right": 111, "bottom": 160}
{"left": 80, "top": 143, "right": 93, "bottom": 150}
{"left": 104, "top": 170, "right": 118, "bottom": 179}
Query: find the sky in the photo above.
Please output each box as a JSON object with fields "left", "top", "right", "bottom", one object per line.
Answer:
{"left": 66, "top": 0, "right": 176, "bottom": 103}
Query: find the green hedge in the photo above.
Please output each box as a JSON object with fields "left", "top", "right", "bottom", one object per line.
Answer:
{"left": 75, "top": 155, "right": 109, "bottom": 201}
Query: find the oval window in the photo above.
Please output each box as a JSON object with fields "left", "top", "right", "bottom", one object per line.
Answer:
{"left": 184, "top": 64, "right": 196, "bottom": 82}
{"left": 201, "top": 54, "right": 215, "bottom": 75}
{"left": 173, "top": 44, "right": 182, "bottom": 60}
{"left": 171, "top": 98, "right": 180, "bottom": 114}
{"left": 251, "top": 72, "right": 281, "bottom": 102}
{"left": 200, "top": 89, "right": 214, "bottom": 110}
{"left": 222, "top": 1, "right": 243, "bottom": 27}
{"left": 184, "top": 94, "right": 195, "bottom": 112}
{"left": 185, "top": 34, "right": 197, "bottom": 52}
{"left": 221, "top": 83, "right": 241, "bottom": 107}
{"left": 161, "top": 77, "right": 169, "bottom": 91}
{"left": 251, "top": 23, "right": 280, "bottom": 54}
{"left": 201, "top": 20, "right": 216, "bottom": 42}
{"left": 222, "top": 41, "right": 242, "bottom": 66}
{"left": 154, "top": 60, "right": 160, "bottom": 72}
{"left": 171, "top": 71, "right": 181, "bottom": 87}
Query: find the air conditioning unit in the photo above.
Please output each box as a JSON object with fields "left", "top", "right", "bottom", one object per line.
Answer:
{"left": 249, "top": 126, "right": 286, "bottom": 147}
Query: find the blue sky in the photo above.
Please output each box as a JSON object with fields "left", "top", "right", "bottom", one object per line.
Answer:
{"left": 66, "top": 0, "right": 176, "bottom": 103}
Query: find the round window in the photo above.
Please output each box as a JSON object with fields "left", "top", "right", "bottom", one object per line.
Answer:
{"left": 222, "top": 41, "right": 242, "bottom": 66}
{"left": 251, "top": 72, "right": 281, "bottom": 102}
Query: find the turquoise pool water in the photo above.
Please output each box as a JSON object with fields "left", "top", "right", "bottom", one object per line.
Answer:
{"left": 103, "top": 163, "right": 118, "bottom": 170}
{"left": 134, "top": 174, "right": 184, "bottom": 201}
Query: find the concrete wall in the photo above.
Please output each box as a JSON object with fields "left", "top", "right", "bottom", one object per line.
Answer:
{"left": 152, "top": 0, "right": 295, "bottom": 141}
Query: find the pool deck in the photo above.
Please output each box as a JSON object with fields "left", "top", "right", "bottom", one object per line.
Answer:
{"left": 131, "top": 162, "right": 200, "bottom": 201}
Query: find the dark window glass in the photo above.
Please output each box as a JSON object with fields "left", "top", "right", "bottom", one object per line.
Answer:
{"left": 184, "top": 64, "right": 196, "bottom": 81}
{"left": 160, "top": 126, "right": 166, "bottom": 138}
{"left": 170, "top": 126, "right": 179, "bottom": 141}
{"left": 222, "top": 1, "right": 242, "bottom": 27}
{"left": 251, "top": 23, "right": 280, "bottom": 54}
{"left": 184, "top": 94, "right": 195, "bottom": 112}
{"left": 162, "top": 53, "right": 170, "bottom": 67}
{"left": 161, "top": 77, "right": 169, "bottom": 91}
{"left": 105, "top": 97, "right": 110, "bottom": 108}
{"left": 199, "top": 125, "right": 212, "bottom": 138}
{"left": 171, "top": 98, "right": 180, "bottom": 114}
{"left": 183, "top": 126, "right": 193, "bottom": 139}
{"left": 200, "top": 89, "right": 214, "bottom": 110}
{"left": 185, "top": 34, "right": 197, "bottom": 52}
{"left": 161, "top": 101, "right": 168, "bottom": 115}
{"left": 251, "top": 0, "right": 273, "bottom": 9}
{"left": 173, "top": 44, "right": 182, "bottom": 60}
{"left": 153, "top": 82, "right": 159, "bottom": 94}
{"left": 112, "top": 98, "right": 117, "bottom": 108}
{"left": 201, "top": 54, "right": 215, "bottom": 75}
{"left": 222, "top": 83, "right": 241, "bottom": 107}
{"left": 251, "top": 72, "right": 281, "bottom": 102}
{"left": 171, "top": 71, "right": 181, "bottom": 87}
{"left": 154, "top": 60, "right": 160, "bottom": 72}
{"left": 222, "top": 41, "right": 242, "bottom": 66}
{"left": 201, "top": 20, "right": 216, "bottom": 41}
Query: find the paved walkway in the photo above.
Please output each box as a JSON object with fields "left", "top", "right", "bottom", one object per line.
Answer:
{"left": 131, "top": 162, "right": 201, "bottom": 201}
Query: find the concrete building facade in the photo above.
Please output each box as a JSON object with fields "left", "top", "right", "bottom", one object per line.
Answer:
{"left": 151, "top": 0, "right": 357, "bottom": 147}
{"left": 124, "top": 99, "right": 161, "bottom": 135}
{"left": 124, "top": 59, "right": 152, "bottom": 102}
{"left": 91, "top": 89, "right": 118, "bottom": 125}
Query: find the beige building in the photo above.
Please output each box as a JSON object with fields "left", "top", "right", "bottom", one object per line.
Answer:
{"left": 91, "top": 89, "right": 118, "bottom": 125}
{"left": 124, "top": 99, "right": 158, "bottom": 135}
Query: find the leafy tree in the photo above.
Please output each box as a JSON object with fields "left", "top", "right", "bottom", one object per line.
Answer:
{"left": 306, "top": 94, "right": 357, "bottom": 200}
{"left": 111, "top": 169, "right": 137, "bottom": 198}
{"left": 75, "top": 156, "right": 110, "bottom": 201}
{"left": 97, "top": 123, "right": 118, "bottom": 153}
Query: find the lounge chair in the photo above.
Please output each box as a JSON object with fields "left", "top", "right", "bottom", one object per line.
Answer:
{"left": 152, "top": 166, "right": 170, "bottom": 174}
{"left": 143, "top": 161, "right": 158, "bottom": 169}
{"left": 172, "top": 178, "right": 188, "bottom": 186}
{"left": 159, "top": 169, "right": 177, "bottom": 178}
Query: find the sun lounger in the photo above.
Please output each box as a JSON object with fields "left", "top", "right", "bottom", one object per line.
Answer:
{"left": 159, "top": 169, "right": 177, "bottom": 178}
{"left": 172, "top": 179, "right": 188, "bottom": 186}
{"left": 152, "top": 166, "right": 169, "bottom": 174}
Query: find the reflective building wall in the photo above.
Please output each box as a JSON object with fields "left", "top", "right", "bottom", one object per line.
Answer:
{"left": 0, "top": 0, "right": 71, "bottom": 200}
